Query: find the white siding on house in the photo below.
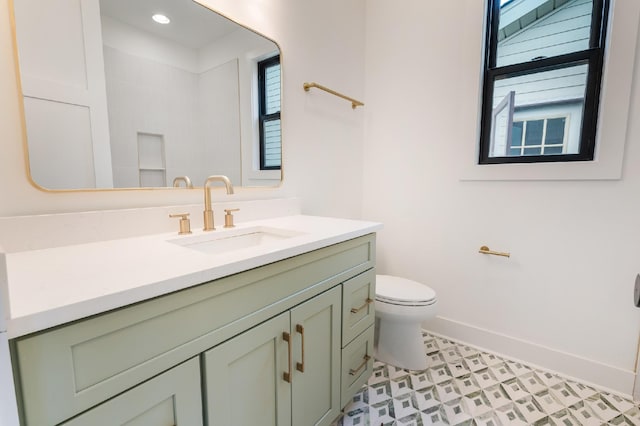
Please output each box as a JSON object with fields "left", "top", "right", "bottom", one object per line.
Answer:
{"left": 494, "top": 0, "right": 592, "bottom": 109}
{"left": 499, "top": 0, "right": 572, "bottom": 38}
{"left": 498, "top": 0, "right": 593, "bottom": 67}
{"left": 493, "top": 64, "right": 588, "bottom": 107}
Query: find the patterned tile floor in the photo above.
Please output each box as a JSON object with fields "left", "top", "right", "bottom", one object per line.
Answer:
{"left": 333, "top": 332, "right": 640, "bottom": 426}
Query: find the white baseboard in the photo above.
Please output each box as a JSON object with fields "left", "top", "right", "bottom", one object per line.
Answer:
{"left": 424, "top": 316, "right": 636, "bottom": 398}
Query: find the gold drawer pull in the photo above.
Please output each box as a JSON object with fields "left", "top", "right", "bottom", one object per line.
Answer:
{"left": 283, "top": 332, "right": 292, "bottom": 383}
{"left": 296, "top": 324, "right": 305, "bottom": 373}
{"left": 349, "top": 355, "right": 371, "bottom": 376}
{"left": 351, "top": 298, "right": 373, "bottom": 314}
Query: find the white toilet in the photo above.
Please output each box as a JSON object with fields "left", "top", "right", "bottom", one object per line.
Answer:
{"left": 374, "top": 274, "right": 438, "bottom": 371}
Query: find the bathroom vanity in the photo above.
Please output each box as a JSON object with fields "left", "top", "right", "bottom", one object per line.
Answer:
{"left": 2, "top": 214, "right": 380, "bottom": 426}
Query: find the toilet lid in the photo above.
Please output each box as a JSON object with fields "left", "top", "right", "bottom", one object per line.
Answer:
{"left": 376, "top": 275, "right": 436, "bottom": 306}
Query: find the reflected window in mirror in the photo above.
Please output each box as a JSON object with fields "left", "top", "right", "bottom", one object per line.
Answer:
{"left": 479, "top": 0, "right": 610, "bottom": 165}
{"left": 258, "top": 55, "right": 281, "bottom": 170}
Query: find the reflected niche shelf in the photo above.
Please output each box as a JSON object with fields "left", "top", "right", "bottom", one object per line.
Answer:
{"left": 137, "top": 132, "right": 167, "bottom": 187}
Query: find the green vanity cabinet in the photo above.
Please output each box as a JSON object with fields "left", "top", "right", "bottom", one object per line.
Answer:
{"left": 10, "top": 234, "right": 376, "bottom": 425}
{"left": 290, "top": 287, "right": 342, "bottom": 426}
{"left": 205, "top": 286, "right": 341, "bottom": 426}
{"left": 340, "top": 270, "right": 376, "bottom": 407}
{"left": 60, "top": 357, "right": 203, "bottom": 426}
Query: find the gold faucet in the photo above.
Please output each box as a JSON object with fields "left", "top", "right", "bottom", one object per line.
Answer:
{"left": 203, "top": 175, "right": 234, "bottom": 231}
{"left": 172, "top": 176, "right": 193, "bottom": 188}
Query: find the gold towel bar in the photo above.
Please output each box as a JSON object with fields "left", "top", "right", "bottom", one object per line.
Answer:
{"left": 479, "top": 245, "right": 511, "bottom": 258}
{"left": 303, "top": 82, "right": 364, "bottom": 109}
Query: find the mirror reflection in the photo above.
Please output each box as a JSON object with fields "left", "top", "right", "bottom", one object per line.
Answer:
{"left": 13, "top": 0, "right": 282, "bottom": 190}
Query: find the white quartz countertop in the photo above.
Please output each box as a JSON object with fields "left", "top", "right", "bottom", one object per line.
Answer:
{"left": 4, "top": 215, "right": 381, "bottom": 338}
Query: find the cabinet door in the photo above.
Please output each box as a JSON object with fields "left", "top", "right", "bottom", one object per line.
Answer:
{"left": 204, "top": 312, "right": 291, "bottom": 426}
{"left": 290, "top": 286, "right": 342, "bottom": 426}
{"left": 61, "top": 357, "right": 202, "bottom": 426}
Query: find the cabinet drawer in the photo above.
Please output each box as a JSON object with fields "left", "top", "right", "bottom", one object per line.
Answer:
{"left": 61, "top": 357, "right": 202, "bottom": 426}
{"left": 12, "top": 234, "right": 375, "bottom": 426}
{"left": 342, "top": 270, "right": 375, "bottom": 347}
{"left": 341, "top": 325, "right": 374, "bottom": 408}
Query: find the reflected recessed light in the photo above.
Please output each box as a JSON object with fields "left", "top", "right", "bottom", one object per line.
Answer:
{"left": 152, "top": 14, "right": 170, "bottom": 24}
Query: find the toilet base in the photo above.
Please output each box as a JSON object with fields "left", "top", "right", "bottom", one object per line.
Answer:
{"left": 374, "top": 318, "right": 428, "bottom": 371}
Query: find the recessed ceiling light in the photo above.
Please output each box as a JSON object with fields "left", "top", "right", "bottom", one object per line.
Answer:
{"left": 152, "top": 14, "right": 170, "bottom": 24}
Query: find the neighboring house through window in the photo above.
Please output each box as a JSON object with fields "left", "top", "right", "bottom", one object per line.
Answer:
{"left": 258, "top": 55, "right": 281, "bottom": 170}
{"left": 510, "top": 116, "right": 567, "bottom": 156}
{"left": 479, "top": 0, "right": 609, "bottom": 164}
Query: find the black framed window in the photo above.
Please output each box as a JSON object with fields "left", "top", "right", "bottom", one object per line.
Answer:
{"left": 479, "top": 0, "right": 609, "bottom": 164}
{"left": 258, "top": 55, "right": 281, "bottom": 170}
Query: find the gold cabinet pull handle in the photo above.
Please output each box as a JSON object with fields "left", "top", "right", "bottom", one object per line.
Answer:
{"left": 296, "top": 324, "right": 305, "bottom": 373}
{"left": 349, "top": 355, "right": 371, "bottom": 376}
{"left": 479, "top": 245, "right": 510, "bottom": 258}
{"left": 283, "top": 332, "right": 292, "bottom": 383}
{"left": 351, "top": 298, "right": 373, "bottom": 314}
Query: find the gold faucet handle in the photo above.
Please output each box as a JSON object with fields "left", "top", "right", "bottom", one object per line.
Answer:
{"left": 223, "top": 209, "right": 240, "bottom": 228}
{"left": 169, "top": 213, "right": 192, "bottom": 235}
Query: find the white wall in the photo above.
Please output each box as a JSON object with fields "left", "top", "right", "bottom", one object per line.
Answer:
{"left": 0, "top": 0, "right": 365, "bottom": 217}
{"left": 197, "top": 59, "right": 242, "bottom": 185}
{"left": 364, "top": 0, "right": 640, "bottom": 393}
{"left": 104, "top": 46, "right": 202, "bottom": 187}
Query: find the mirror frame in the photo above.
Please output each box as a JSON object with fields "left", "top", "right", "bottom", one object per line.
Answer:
{"left": 9, "top": 0, "right": 284, "bottom": 192}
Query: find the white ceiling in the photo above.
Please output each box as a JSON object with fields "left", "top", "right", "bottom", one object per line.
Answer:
{"left": 99, "top": 0, "right": 242, "bottom": 49}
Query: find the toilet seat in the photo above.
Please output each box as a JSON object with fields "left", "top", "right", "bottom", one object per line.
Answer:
{"left": 376, "top": 274, "right": 436, "bottom": 306}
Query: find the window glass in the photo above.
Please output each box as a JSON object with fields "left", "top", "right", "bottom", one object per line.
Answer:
{"left": 479, "top": 0, "right": 608, "bottom": 165}
{"left": 496, "top": 0, "right": 594, "bottom": 68}
{"left": 511, "top": 121, "right": 523, "bottom": 147}
{"left": 546, "top": 117, "right": 566, "bottom": 144}
{"left": 524, "top": 120, "right": 543, "bottom": 146}
{"left": 492, "top": 64, "right": 588, "bottom": 113}
{"left": 258, "top": 56, "right": 281, "bottom": 170}
{"left": 488, "top": 64, "right": 586, "bottom": 158}
{"left": 262, "top": 118, "right": 281, "bottom": 169}
{"left": 264, "top": 63, "right": 281, "bottom": 115}
{"left": 509, "top": 117, "right": 568, "bottom": 156}
{"left": 524, "top": 147, "right": 541, "bottom": 156}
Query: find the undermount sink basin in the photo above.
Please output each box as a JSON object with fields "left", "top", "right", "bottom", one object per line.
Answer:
{"left": 168, "top": 226, "right": 305, "bottom": 255}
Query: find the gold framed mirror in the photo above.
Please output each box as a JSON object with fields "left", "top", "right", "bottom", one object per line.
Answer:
{"left": 11, "top": 0, "right": 282, "bottom": 190}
